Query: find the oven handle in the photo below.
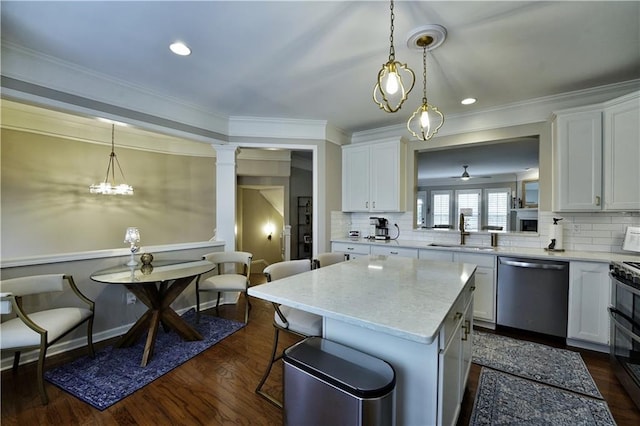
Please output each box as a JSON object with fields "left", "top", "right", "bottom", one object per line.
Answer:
{"left": 608, "top": 307, "right": 640, "bottom": 344}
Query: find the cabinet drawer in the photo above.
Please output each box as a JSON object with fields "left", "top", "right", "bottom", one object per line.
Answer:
{"left": 331, "top": 242, "right": 370, "bottom": 255}
{"left": 441, "top": 294, "right": 466, "bottom": 350}
{"left": 418, "top": 249, "right": 454, "bottom": 262}
{"left": 455, "top": 252, "right": 496, "bottom": 268}
{"left": 370, "top": 245, "right": 418, "bottom": 258}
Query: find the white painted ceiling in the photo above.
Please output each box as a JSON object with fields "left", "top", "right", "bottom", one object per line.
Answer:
{"left": 2, "top": 1, "right": 639, "bottom": 135}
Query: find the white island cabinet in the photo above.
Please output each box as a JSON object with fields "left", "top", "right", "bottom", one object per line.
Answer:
{"left": 248, "top": 255, "right": 477, "bottom": 426}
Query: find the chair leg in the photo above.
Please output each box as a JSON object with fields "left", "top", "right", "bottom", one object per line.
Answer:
{"left": 12, "top": 351, "right": 21, "bottom": 372}
{"left": 87, "top": 317, "right": 96, "bottom": 358}
{"left": 243, "top": 292, "right": 249, "bottom": 324}
{"left": 196, "top": 288, "right": 201, "bottom": 324}
{"left": 215, "top": 292, "right": 221, "bottom": 315}
{"left": 255, "top": 327, "right": 283, "bottom": 408}
{"left": 37, "top": 345, "right": 49, "bottom": 405}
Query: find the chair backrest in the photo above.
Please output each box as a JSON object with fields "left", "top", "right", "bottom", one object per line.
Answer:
{"left": 263, "top": 259, "right": 311, "bottom": 282}
{"left": 314, "top": 252, "right": 349, "bottom": 269}
{"left": 203, "top": 251, "right": 252, "bottom": 276}
{"left": 0, "top": 274, "right": 66, "bottom": 297}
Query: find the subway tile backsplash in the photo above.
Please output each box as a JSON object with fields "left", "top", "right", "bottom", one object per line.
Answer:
{"left": 331, "top": 210, "right": 640, "bottom": 254}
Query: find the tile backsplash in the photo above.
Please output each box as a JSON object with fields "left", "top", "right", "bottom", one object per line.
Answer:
{"left": 331, "top": 210, "right": 640, "bottom": 254}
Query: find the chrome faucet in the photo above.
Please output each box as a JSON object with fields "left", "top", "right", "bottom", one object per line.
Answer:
{"left": 459, "top": 213, "right": 470, "bottom": 245}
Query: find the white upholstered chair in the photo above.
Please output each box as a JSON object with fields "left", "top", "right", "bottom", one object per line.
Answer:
{"left": 0, "top": 274, "right": 95, "bottom": 404}
{"left": 255, "top": 259, "right": 320, "bottom": 407}
{"left": 197, "top": 251, "right": 253, "bottom": 324}
{"left": 313, "top": 252, "right": 349, "bottom": 269}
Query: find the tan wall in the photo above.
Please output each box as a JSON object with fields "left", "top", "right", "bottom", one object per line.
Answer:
{"left": 240, "top": 188, "right": 283, "bottom": 269}
{"left": 1, "top": 128, "right": 216, "bottom": 258}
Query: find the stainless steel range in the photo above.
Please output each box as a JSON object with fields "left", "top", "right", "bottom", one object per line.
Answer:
{"left": 609, "top": 259, "right": 640, "bottom": 409}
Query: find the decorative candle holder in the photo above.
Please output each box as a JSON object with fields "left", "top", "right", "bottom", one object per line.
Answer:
{"left": 124, "top": 227, "right": 140, "bottom": 266}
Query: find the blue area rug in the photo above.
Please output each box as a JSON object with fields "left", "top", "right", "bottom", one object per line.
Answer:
{"left": 45, "top": 309, "right": 244, "bottom": 410}
{"left": 472, "top": 331, "right": 603, "bottom": 399}
{"left": 471, "top": 368, "right": 616, "bottom": 425}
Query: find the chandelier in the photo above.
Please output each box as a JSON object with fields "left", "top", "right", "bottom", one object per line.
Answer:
{"left": 406, "top": 26, "right": 446, "bottom": 141}
{"left": 89, "top": 124, "right": 134, "bottom": 195}
{"left": 373, "top": 0, "right": 415, "bottom": 113}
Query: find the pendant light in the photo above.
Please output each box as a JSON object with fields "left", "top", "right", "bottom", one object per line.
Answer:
{"left": 407, "top": 28, "right": 445, "bottom": 141}
{"left": 89, "top": 124, "right": 134, "bottom": 195}
{"left": 373, "top": 0, "right": 415, "bottom": 113}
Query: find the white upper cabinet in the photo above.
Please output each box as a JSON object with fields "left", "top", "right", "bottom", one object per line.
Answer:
{"left": 603, "top": 92, "right": 640, "bottom": 211}
{"left": 553, "top": 91, "right": 639, "bottom": 212}
{"left": 553, "top": 107, "right": 603, "bottom": 211}
{"left": 342, "top": 138, "right": 406, "bottom": 212}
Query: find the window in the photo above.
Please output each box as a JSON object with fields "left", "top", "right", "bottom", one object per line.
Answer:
{"left": 456, "top": 189, "right": 481, "bottom": 231}
{"left": 431, "top": 190, "right": 452, "bottom": 228}
{"left": 486, "top": 188, "right": 511, "bottom": 231}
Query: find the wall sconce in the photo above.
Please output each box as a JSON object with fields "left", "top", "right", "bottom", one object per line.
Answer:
{"left": 124, "top": 227, "right": 140, "bottom": 265}
{"left": 263, "top": 223, "right": 275, "bottom": 241}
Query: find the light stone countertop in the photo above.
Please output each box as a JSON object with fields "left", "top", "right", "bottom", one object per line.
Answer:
{"left": 248, "top": 255, "right": 476, "bottom": 345}
{"left": 331, "top": 238, "right": 640, "bottom": 263}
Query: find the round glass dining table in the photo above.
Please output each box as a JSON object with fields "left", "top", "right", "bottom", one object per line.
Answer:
{"left": 91, "top": 259, "right": 215, "bottom": 367}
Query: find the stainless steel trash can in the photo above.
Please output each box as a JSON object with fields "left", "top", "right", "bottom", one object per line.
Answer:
{"left": 283, "top": 337, "right": 396, "bottom": 426}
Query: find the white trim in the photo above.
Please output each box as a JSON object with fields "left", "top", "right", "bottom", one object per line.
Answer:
{"left": 0, "top": 241, "right": 225, "bottom": 269}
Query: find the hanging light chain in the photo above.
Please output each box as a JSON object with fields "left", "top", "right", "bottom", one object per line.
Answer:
{"left": 421, "top": 46, "right": 428, "bottom": 103}
{"left": 388, "top": 0, "right": 396, "bottom": 61}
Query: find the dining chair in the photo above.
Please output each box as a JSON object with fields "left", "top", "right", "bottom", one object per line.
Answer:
{"left": 312, "top": 252, "right": 350, "bottom": 269}
{"left": 0, "top": 274, "right": 95, "bottom": 404}
{"left": 255, "top": 258, "right": 319, "bottom": 407}
{"left": 197, "top": 251, "right": 253, "bottom": 324}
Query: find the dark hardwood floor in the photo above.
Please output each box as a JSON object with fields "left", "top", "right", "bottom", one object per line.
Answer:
{"left": 2, "top": 275, "right": 639, "bottom": 425}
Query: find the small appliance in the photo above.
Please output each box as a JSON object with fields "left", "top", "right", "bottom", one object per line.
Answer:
{"left": 369, "top": 217, "right": 390, "bottom": 240}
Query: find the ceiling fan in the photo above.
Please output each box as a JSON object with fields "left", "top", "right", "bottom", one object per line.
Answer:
{"left": 451, "top": 165, "right": 492, "bottom": 180}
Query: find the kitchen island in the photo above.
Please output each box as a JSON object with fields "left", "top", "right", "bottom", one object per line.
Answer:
{"left": 248, "top": 255, "right": 476, "bottom": 426}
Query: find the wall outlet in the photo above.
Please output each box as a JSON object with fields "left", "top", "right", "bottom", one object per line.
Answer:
{"left": 126, "top": 292, "right": 137, "bottom": 305}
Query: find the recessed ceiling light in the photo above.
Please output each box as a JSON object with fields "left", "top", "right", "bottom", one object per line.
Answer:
{"left": 169, "top": 42, "right": 191, "bottom": 56}
{"left": 461, "top": 98, "right": 477, "bottom": 105}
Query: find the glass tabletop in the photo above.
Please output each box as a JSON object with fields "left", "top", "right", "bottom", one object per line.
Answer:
{"left": 90, "top": 259, "right": 215, "bottom": 284}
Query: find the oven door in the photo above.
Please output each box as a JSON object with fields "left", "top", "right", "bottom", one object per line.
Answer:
{"left": 609, "top": 274, "right": 640, "bottom": 409}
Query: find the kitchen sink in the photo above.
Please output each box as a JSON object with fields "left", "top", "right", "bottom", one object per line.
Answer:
{"left": 427, "top": 243, "right": 495, "bottom": 251}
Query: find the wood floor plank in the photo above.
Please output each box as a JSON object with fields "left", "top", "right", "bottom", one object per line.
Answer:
{"left": 2, "top": 277, "right": 639, "bottom": 425}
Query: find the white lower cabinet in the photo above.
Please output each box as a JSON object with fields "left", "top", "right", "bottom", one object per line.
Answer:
{"left": 370, "top": 245, "right": 418, "bottom": 258}
{"left": 456, "top": 253, "right": 496, "bottom": 323}
{"left": 568, "top": 261, "right": 611, "bottom": 345}
{"left": 331, "top": 241, "right": 370, "bottom": 260}
{"left": 438, "top": 283, "right": 474, "bottom": 426}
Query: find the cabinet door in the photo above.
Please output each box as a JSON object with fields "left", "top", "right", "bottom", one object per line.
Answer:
{"left": 331, "top": 242, "right": 370, "bottom": 260}
{"left": 342, "top": 145, "right": 370, "bottom": 212}
{"left": 439, "top": 318, "right": 463, "bottom": 426}
{"left": 554, "top": 109, "right": 603, "bottom": 211}
{"left": 456, "top": 253, "right": 496, "bottom": 323}
{"left": 460, "top": 295, "right": 474, "bottom": 401}
{"left": 568, "top": 262, "right": 610, "bottom": 345}
{"left": 603, "top": 92, "right": 640, "bottom": 211}
{"left": 370, "top": 141, "right": 404, "bottom": 212}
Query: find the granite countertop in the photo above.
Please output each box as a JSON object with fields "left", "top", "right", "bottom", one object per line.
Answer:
{"left": 248, "top": 256, "right": 476, "bottom": 345}
{"left": 331, "top": 238, "right": 640, "bottom": 263}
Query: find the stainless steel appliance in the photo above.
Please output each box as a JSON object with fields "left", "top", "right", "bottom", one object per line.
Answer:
{"left": 609, "top": 260, "right": 640, "bottom": 409}
{"left": 497, "top": 256, "right": 569, "bottom": 338}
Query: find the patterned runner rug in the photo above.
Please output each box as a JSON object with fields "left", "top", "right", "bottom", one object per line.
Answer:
{"left": 472, "top": 331, "right": 603, "bottom": 398}
{"left": 471, "top": 368, "right": 616, "bottom": 425}
{"left": 45, "top": 309, "right": 244, "bottom": 410}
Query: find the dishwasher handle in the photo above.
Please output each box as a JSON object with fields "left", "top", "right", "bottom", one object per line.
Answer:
{"left": 499, "top": 258, "right": 567, "bottom": 271}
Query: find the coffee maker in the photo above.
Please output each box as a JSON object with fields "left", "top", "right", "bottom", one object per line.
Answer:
{"left": 370, "top": 217, "right": 390, "bottom": 240}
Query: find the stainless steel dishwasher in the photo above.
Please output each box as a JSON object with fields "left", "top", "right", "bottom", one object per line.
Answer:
{"left": 497, "top": 256, "right": 569, "bottom": 338}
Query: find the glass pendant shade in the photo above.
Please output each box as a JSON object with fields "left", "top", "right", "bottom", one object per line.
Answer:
{"left": 89, "top": 124, "right": 134, "bottom": 195}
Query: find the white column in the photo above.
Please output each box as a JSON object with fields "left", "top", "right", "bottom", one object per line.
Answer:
{"left": 283, "top": 225, "right": 291, "bottom": 261}
{"left": 212, "top": 144, "right": 239, "bottom": 251}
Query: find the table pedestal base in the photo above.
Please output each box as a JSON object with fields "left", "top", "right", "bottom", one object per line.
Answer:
{"left": 119, "top": 275, "right": 202, "bottom": 367}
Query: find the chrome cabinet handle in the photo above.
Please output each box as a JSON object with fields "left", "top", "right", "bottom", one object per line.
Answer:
{"left": 462, "top": 320, "right": 471, "bottom": 341}
{"left": 365, "top": 201, "right": 369, "bottom": 208}
{"left": 390, "top": 251, "right": 398, "bottom": 255}
{"left": 595, "top": 195, "right": 601, "bottom": 206}
{"left": 372, "top": 201, "right": 376, "bottom": 209}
